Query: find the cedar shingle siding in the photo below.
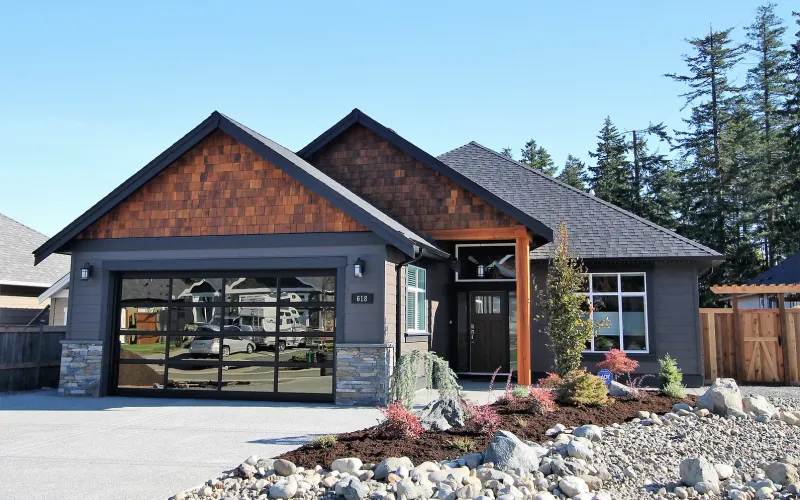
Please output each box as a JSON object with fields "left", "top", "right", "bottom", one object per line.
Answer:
{"left": 79, "top": 130, "right": 367, "bottom": 239}
{"left": 308, "top": 124, "right": 517, "bottom": 233}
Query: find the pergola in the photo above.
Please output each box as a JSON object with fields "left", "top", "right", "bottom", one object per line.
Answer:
{"left": 711, "top": 283, "right": 800, "bottom": 385}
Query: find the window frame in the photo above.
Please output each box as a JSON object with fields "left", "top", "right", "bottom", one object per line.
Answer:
{"left": 580, "top": 272, "right": 649, "bottom": 354}
{"left": 406, "top": 265, "right": 428, "bottom": 334}
{"left": 454, "top": 243, "right": 517, "bottom": 282}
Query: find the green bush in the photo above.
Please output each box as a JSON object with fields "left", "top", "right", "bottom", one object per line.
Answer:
{"left": 310, "top": 435, "right": 337, "bottom": 448}
{"left": 556, "top": 369, "right": 610, "bottom": 406}
{"left": 512, "top": 386, "right": 530, "bottom": 398}
{"left": 662, "top": 380, "right": 687, "bottom": 399}
{"left": 388, "top": 350, "right": 460, "bottom": 409}
{"left": 658, "top": 353, "right": 683, "bottom": 389}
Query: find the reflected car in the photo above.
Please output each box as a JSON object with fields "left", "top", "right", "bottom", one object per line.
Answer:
{"left": 189, "top": 326, "right": 256, "bottom": 357}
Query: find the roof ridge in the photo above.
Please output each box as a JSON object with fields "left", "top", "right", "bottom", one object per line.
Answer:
{"left": 0, "top": 212, "right": 49, "bottom": 239}
{"left": 460, "top": 141, "right": 720, "bottom": 257}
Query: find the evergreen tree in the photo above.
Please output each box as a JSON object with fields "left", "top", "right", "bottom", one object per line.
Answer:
{"left": 746, "top": 3, "right": 790, "bottom": 266}
{"left": 520, "top": 139, "right": 557, "bottom": 176}
{"left": 587, "top": 117, "right": 633, "bottom": 211}
{"left": 776, "top": 11, "right": 800, "bottom": 257}
{"left": 634, "top": 136, "right": 679, "bottom": 230}
{"left": 557, "top": 155, "right": 588, "bottom": 190}
{"left": 500, "top": 147, "right": 514, "bottom": 160}
{"left": 665, "top": 26, "right": 748, "bottom": 304}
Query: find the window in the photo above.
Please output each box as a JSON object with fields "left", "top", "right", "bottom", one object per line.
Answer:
{"left": 580, "top": 273, "right": 648, "bottom": 353}
{"left": 406, "top": 265, "right": 427, "bottom": 333}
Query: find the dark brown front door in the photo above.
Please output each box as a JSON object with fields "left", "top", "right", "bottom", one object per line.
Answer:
{"left": 470, "top": 292, "right": 509, "bottom": 373}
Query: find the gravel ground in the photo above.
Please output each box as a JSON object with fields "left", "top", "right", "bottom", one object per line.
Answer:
{"left": 738, "top": 386, "right": 800, "bottom": 401}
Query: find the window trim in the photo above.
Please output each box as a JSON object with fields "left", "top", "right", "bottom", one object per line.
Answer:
{"left": 406, "top": 265, "right": 428, "bottom": 334}
{"left": 580, "top": 272, "right": 649, "bottom": 354}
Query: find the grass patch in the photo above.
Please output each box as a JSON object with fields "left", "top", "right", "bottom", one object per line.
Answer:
{"left": 121, "top": 342, "right": 168, "bottom": 355}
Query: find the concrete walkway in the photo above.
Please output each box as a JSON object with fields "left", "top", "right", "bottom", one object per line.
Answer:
{"left": 0, "top": 390, "right": 380, "bottom": 500}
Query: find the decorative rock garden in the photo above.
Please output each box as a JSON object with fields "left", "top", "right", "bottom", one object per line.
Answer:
{"left": 169, "top": 378, "right": 800, "bottom": 500}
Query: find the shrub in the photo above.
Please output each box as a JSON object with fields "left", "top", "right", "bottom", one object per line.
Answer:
{"left": 537, "top": 372, "right": 562, "bottom": 389}
{"left": 624, "top": 374, "right": 653, "bottom": 400}
{"left": 449, "top": 436, "right": 475, "bottom": 454}
{"left": 556, "top": 369, "right": 610, "bottom": 406}
{"left": 378, "top": 401, "right": 424, "bottom": 439}
{"left": 512, "top": 386, "right": 530, "bottom": 399}
{"left": 310, "top": 435, "right": 337, "bottom": 449}
{"left": 389, "top": 350, "right": 460, "bottom": 409}
{"left": 658, "top": 353, "right": 683, "bottom": 389}
{"left": 463, "top": 400, "right": 502, "bottom": 436}
{"left": 538, "top": 223, "right": 603, "bottom": 376}
{"left": 662, "top": 380, "right": 687, "bottom": 399}
{"left": 528, "top": 387, "right": 557, "bottom": 413}
{"left": 596, "top": 349, "right": 639, "bottom": 380}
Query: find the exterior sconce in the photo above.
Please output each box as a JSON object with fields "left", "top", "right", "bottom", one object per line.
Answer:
{"left": 354, "top": 258, "right": 365, "bottom": 278}
{"left": 477, "top": 264, "right": 485, "bottom": 278}
{"left": 80, "top": 263, "right": 93, "bottom": 281}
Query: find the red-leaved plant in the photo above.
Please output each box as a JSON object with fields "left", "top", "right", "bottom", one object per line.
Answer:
{"left": 536, "top": 372, "right": 562, "bottom": 389}
{"left": 378, "top": 401, "right": 424, "bottom": 439}
{"left": 528, "top": 386, "right": 557, "bottom": 413}
{"left": 596, "top": 349, "right": 639, "bottom": 380}
{"left": 463, "top": 400, "right": 502, "bottom": 436}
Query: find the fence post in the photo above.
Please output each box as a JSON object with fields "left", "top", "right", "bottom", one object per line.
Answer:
{"left": 778, "top": 295, "right": 799, "bottom": 385}
{"left": 732, "top": 294, "right": 746, "bottom": 381}
{"left": 35, "top": 323, "right": 44, "bottom": 389}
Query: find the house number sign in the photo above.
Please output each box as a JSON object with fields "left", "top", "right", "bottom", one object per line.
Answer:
{"left": 351, "top": 293, "right": 374, "bottom": 304}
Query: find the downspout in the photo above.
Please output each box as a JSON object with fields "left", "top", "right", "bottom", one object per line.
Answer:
{"left": 395, "top": 247, "right": 424, "bottom": 360}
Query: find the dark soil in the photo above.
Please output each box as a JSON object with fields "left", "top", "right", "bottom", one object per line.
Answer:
{"left": 279, "top": 394, "right": 694, "bottom": 468}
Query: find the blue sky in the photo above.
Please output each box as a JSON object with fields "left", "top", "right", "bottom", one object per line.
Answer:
{"left": 0, "top": 1, "right": 796, "bottom": 236}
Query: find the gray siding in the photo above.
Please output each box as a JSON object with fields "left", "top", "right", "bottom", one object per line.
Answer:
{"left": 529, "top": 261, "right": 702, "bottom": 382}
{"left": 66, "top": 233, "right": 389, "bottom": 345}
{"left": 427, "top": 260, "right": 452, "bottom": 360}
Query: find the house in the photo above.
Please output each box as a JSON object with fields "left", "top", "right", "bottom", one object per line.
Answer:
{"left": 0, "top": 213, "right": 70, "bottom": 325}
{"left": 38, "top": 273, "right": 71, "bottom": 325}
{"left": 33, "top": 110, "right": 722, "bottom": 402}
{"left": 721, "top": 252, "right": 800, "bottom": 309}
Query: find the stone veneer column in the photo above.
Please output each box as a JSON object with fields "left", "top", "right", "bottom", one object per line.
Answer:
{"left": 335, "top": 343, "right": 394, "bottom": 405}
{"left": 59, "top": 340, "right": 103, "bottom": 397}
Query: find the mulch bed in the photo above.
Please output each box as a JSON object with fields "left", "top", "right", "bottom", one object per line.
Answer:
{"left": 278, "top": 393, "right": 695, "bottom": 468}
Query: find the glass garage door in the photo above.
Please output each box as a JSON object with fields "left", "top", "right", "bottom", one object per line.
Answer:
{"left": 111, "top": 271, "right": 336, "bottom": 401}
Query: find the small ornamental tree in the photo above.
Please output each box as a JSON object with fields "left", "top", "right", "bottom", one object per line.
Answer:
{"left": 596, "top": 349, "right": 639, "bottom": 380}
{"left": 389, "top": 350, "right": 460, "bottom": 409}
{"left": 539, "top": 222, "right": 599, "bottom": 376}
{"left": 658, "top": 353, "right": 683, "bottom": 388}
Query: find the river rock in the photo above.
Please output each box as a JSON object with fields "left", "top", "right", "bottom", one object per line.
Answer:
{"left": 743, "top": 395, "right": 779, "bottom": 418}
{"left": 374, "top": 457, "right": 414, "bottom": 480}
{"left": 341, "top": 477, "right": 366, "bottom": 500}
{"left": 558, "top": 476, "right": 589, "bottom": 497}
{"left": 765, "top": 461, "right": 799, "bottom": 485}
{"left": 572, "top": 424, "right": 602, "bottom": 442}
{"left": 679, "top": 457, "right": 719, "bottom": 486}
{"left": 482, "top": 430, "right": 540, "bottom": 472}
{"left": 269, "top": 478, "right": 297, "bottom": 499}
{"left": 331, "top": 457, "right": 363, "bottom": 475}
{"left": 273, "top": 459, "right": 297, "bottom": 477}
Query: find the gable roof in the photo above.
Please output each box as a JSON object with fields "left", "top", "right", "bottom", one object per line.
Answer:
{"left": 33, "top": 112, "right": 447, "bottom": 264}
{"left": 1, "top": 213, "right": 70, "bottom": 287}
{"left": 438, "top": 142, "right": 723, "bottom": 261}
{"left": 749, "top": 252, "right": 800, "bottom": 286}
{"left": 298, "top": 109, "right": 554, "bottom": 241}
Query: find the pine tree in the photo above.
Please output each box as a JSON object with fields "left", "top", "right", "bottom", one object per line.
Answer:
{"left": 634, "top": 135, "right": 679, "bottom": 230}
{"left": 587, "top": 117, "right": 633, "bottom": 211}
{"left": 520, "top": 139, "right": 557, "bottom": 176}
{"left": 776, "top": 12, "right": 800, "bottom": 257}
{"left": 746, "top": 3, "right": 790, "bottom": 266}
{"left": 500, "top": 147, "right": 514, "bottom": 160}
{"left": 558, "top": 155, "right": 588, "bottom": 190}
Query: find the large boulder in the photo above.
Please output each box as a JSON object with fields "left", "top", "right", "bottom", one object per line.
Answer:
{"left": 608, "top": 381, "right": 634, "bottom": 397}
{"left": 680, "top": 457, "right": 719, "bottom": 486}
{"left": 743, "top": 395, "right": 778, "bottom": 418}
{"left": 482, "top": 430, "right": 540, "bottom": 471}
{"left": 417, "top": 398, "right": 466, "bottom": 431}
{"left": 696, "top": 378, "right": 743, "bottom": 416}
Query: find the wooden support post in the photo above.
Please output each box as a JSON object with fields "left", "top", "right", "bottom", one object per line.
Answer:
{"left": 514, "top": 226, "right": 531, "bottom": 385}
{"left": 706, "top": 312, "right": 718, "bottom": 380}
{"left": 732, "top": 294, "right": 745, "bottom": 382}
{"left": 778, "top": 295, "right": 799, "bottom": 384}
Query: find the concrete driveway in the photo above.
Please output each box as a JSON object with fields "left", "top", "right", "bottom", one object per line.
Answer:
{"left": 0, "top": 390, "right": 380, "bottom": 500}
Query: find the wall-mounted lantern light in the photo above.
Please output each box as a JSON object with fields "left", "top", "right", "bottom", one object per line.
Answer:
{"left": 477, "top": 264, "right": 485, "bottom": 278}
{"left": 80, "top": 263, "right": 93, "bottom": 281}
{"left": 354, "top": 258, "right": 365, "bottom": 278}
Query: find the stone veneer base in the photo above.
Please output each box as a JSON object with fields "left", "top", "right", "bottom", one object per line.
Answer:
{"left": 59, "top": 340, "right": 103, "bottom": 397}
{"left": 335, "top": 343, "right": 394, "bottom": 406}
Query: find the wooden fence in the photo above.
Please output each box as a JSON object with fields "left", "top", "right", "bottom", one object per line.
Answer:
{"left": 0, "top": 326, "right": 66, "bottom": 392}
{"left": 701, "top": 308, "right": 800, "bottom": 384}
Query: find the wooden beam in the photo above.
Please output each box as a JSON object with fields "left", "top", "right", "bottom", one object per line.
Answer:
{"left": 778, "top": 295, "right": 799, "bottom": 384}
{"left": 427, "top": 226, "right": 522, "bottom": 242}
{"left": 732, "top": 294, "right": 745, "bottom": 381}
{"left": 515, "top": 229, "right": 531, "bottom": 385}
{"left": 711, "top": 284, "right": 800, "bottom": 294}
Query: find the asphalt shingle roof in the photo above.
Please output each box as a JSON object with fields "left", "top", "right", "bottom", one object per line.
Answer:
{"left": 749, "top": 252, "right": 800, "bottom": 286}
{"left": 438, "top": 142, "right": 722, "bottom": 261}
{"left": 1, "top": 213, "right": 70, "bottom": 287}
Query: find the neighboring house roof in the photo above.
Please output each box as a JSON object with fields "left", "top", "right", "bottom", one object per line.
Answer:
{"left": 749, "top": 252, "right": 800, "bottom": 286}
{"left": 438, "top": 142, "right": 723, "bottom": 261}
{"left": 33, "top": 112, "right": 448, "bottom": 264}
{"left": 0, "top": 213, "right": 70, "bottom": 288}
{"left": 298, "top": 109, "right": 554, "bottom": 240}
{"left": 38, "top": 272, "right": 70, "bottom": 303}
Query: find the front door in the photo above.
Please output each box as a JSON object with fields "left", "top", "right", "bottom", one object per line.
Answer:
{"left": 469, "top": 292, "right": 509, "bottom": 373}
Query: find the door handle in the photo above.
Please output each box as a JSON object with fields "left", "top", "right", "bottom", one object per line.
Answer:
{"left": 470, "top": 324, "right": 475, "bottom": 343}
